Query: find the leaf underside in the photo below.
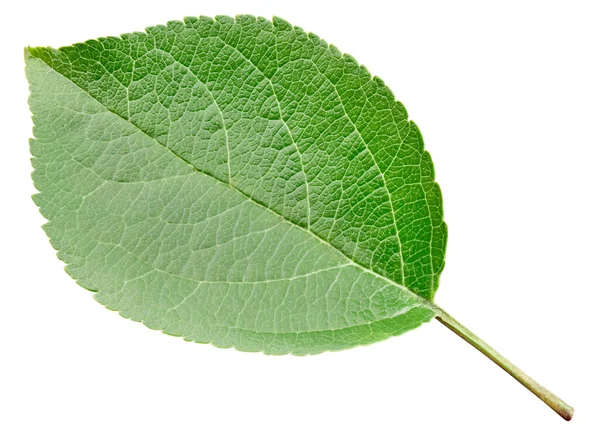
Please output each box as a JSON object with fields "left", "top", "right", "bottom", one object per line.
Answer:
{"left": 27, "top": 15, "right": 447, "bottom": 354}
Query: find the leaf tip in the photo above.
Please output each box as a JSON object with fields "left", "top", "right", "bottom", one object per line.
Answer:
{"left": 24, "top": 46, "right": 37, "bottom": 62}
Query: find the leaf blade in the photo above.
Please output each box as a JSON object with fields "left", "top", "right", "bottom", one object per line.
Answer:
{"left": 26, "top": 15, "right": 446, "bottom": 354}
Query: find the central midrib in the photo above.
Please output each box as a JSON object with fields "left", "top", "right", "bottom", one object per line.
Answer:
{"left": 31, "top": 53, "right": 436, "bottom": 316}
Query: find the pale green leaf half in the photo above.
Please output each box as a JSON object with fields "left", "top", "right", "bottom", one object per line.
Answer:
{"left": 26, "top": 15, "right": 447, "bottom": 354}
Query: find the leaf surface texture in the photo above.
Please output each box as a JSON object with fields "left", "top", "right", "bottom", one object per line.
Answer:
{"left": 27, "top": 16, "right": 447, "bottom": 354}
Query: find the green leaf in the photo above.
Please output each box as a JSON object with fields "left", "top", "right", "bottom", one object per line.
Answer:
{"left": 26, "top": 16, "right": 447, "bottom": 355}
{"left": 26, "top": 15, "right": 576, "bottom": 420}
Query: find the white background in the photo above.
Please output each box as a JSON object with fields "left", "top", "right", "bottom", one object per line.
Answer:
{"left": 1, "top": 1, "right": 599, "bottom": 439}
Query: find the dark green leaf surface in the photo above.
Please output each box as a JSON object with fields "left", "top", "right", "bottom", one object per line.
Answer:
{"left": 26, "top": 16, "right": 447, "bottom": 354}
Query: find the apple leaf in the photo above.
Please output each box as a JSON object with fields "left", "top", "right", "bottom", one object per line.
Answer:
{"left": 26, "top": 15, "right": 572, "bottom": 420}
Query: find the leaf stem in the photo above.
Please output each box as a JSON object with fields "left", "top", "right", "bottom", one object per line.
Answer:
{"left": 433, "top": 306, "right": 573, "bottom": 421}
